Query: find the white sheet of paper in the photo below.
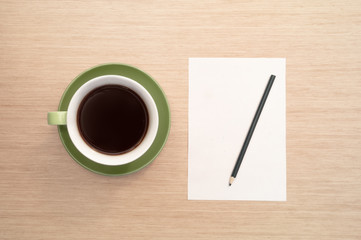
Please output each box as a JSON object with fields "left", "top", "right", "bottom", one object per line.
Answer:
{"left": 188, "top": 58, "right": 286, "bottom": 201}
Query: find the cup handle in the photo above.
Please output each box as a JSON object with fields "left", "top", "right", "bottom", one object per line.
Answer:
{"left": 48, "top": 111, "right": 67, "bottom": 125}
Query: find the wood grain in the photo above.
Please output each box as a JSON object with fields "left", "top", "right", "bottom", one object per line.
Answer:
{"left": 1, "top": 0, "right": 361, "bottom": 239}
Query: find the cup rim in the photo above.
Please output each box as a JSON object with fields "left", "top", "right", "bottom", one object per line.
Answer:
{"left": 66, "top": 75, "right": 159, "bottom": 166}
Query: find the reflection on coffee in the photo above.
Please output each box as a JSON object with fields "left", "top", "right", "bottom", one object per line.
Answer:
{"left": 77, "top": 85, "right": 149, "bottom": 155}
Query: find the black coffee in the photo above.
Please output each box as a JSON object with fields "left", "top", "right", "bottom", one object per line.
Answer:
{"left": 77, "top": 85, "right": 149, "bottom": 155}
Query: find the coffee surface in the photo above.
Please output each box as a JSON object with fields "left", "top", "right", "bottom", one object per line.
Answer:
{"left": 77, "top": 85, "right": 149, "bottom": 155}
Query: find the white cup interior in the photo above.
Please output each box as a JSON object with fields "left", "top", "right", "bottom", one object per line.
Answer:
{"left": 67, "top": 75, "right": 159, "bottom": 166}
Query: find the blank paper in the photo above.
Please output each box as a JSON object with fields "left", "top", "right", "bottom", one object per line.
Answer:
{"left": 188, "top": 58, "right": 286, "bottom": 201}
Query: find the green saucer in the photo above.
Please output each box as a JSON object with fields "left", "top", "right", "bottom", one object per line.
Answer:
{"left": 57, "top": 63, "right": 171, "bottom": 176}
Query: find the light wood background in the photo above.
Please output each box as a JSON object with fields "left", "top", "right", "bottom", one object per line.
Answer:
{"left": 1, "top": 1, "right": 361, "bottom": 239}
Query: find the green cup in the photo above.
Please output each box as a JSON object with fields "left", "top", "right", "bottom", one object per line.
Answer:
{"left": 47, "top": 64, "right": 170, "bottom": 175}
{"left": 48, "top": 75, "right": 159, "bottom": 166}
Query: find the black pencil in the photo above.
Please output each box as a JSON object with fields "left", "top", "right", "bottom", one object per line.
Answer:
{"left": 229, "top": 75, "right": 276, "bottom": 186}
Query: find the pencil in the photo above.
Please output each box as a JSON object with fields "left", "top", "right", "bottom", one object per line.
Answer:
{"left": 229, "top": 75, "right": 276, "bottom": 186}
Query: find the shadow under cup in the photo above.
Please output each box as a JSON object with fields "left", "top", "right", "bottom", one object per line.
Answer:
{"left": 66, "top": 75, "right": 159, "bottom": 166}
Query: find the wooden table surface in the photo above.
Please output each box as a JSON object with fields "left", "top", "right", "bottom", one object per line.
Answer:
{"left": 1, "top": 1, "right": 361, "bottom": 239}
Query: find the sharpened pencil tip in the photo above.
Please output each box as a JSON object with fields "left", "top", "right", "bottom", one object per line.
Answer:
{"left": 229, "top": 177, "right": 235, "bottom": 186}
